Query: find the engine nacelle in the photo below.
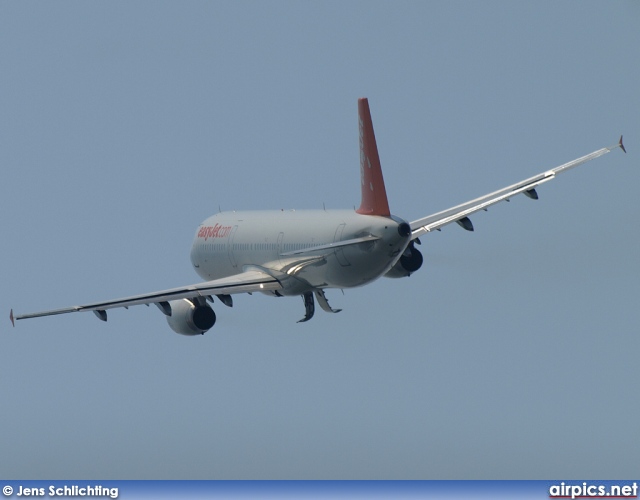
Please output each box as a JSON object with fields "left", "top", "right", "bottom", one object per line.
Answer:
{"left": 384, "top": 242, "right": 423, "bottom": 278}
{"left": 166, "top": 299, "right": 216, "bottom": 336}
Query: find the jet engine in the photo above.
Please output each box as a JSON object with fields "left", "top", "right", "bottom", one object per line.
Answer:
{"left": 166, "top": 298, "right": 216, "bottom": 336}
{"left": 384, "top": 241, "right": 423, "bottom": 278}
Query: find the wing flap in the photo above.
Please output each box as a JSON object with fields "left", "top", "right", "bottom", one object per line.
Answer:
{"left": 12, "top": 270, "right": 281, "bottom": 323}
{"left": 410, "top": 139, "right": 625, "bottom": 239}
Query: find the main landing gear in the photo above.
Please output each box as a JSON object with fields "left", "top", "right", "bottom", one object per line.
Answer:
{"left": 297, "top": 290, "right": 342, "bottom": 323}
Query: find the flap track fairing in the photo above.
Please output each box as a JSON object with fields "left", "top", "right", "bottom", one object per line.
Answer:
{"left": 456, "top": 216, "right": 474, "bottom": 232}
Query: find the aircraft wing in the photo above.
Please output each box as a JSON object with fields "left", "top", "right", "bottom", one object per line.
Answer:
{"left": 11, "top": 269, "right": 282, "bottom": 325}
{"left": 279, "top": 234, "right": 380, "bottom": 256}
{"left": 410, "top": 137, "right": 626, "bottom": 239}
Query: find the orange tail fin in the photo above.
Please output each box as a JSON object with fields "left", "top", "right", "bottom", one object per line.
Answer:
{"left": 356, "top": 98, "right": 391, "bottom": 216}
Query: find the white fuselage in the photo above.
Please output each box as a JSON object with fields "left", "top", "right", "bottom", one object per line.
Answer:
{"left": 190, "top": 210, "right": 411, "bottom": 296}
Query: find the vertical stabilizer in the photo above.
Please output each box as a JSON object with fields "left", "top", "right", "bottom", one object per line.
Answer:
{"left": 356, "top": 98, "right": 391, "bottom": 216}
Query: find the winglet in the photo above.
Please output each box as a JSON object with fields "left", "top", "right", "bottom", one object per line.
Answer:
{"left": 356, "top": 98, "right": 391, "bottom": 216}
{"left": 619, "top": 135, "right": 626, "bottom": 154}
{"left": 10, "top": 309, "right": 15, "bottom": 327}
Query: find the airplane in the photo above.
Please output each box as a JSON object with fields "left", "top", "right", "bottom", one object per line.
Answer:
{"left": 10, "top": 98, "right": 626, "bottom": 335}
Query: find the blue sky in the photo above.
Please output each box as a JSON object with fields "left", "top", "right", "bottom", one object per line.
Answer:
{"left": 1, "top": 1, "right": 639, "bottom": 479}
